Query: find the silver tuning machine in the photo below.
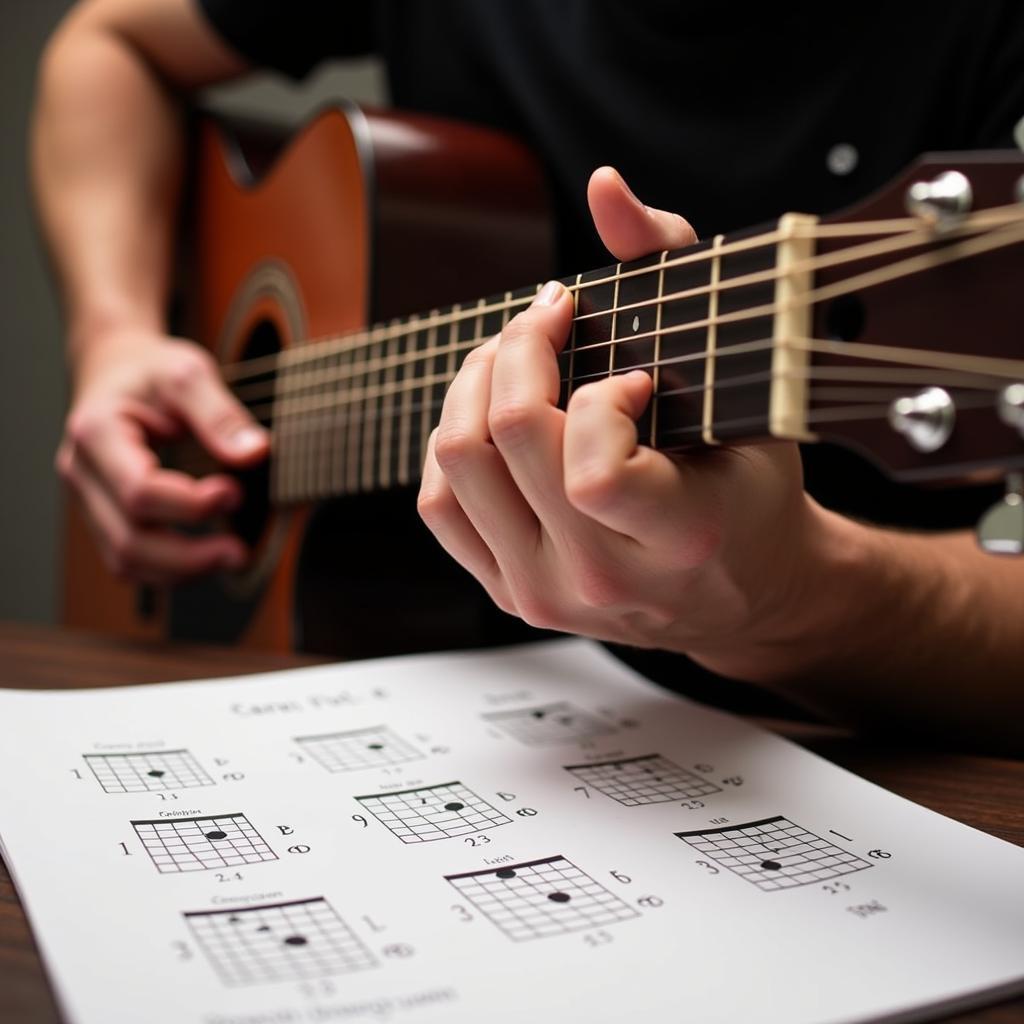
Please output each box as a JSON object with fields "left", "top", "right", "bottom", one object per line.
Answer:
{"left": 888, "top": 387, "right": 955, "bottom": 452}
{"left": 905, "top": 170, "right": 973, "bottom": 228}
{"left": 977, "top": 473, "right": 1024, "bottom": 556}
{"left": 997, "top": 383, "right": 1024, "bottom": 437}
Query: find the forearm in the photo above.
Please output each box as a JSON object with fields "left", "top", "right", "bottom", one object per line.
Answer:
{"left": 701, "top": 505, "right": 1024, "bottom": 752}
{"left": 33, "top": 8, "right": 184, "bottom": 365}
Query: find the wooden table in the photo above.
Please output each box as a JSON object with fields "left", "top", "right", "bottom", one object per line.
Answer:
{"left": 1, "top": 621, "right": 1021, "bottom": 1023}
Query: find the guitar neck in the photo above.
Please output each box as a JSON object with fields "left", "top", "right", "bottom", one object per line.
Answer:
{"left": 260, "top": 214, "right": 816, "bottom": 504}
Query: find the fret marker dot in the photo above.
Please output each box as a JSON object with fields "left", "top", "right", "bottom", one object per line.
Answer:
{"left": 205, "top": 830, "right": 228, "bottom": 841}
{"left": 548, "top": 892, "right": 572, "bottom": 903}
{"left": 632, "top": 315, "right": 640, "bottom": 332}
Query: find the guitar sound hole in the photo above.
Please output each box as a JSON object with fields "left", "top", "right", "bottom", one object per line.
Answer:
{"left": 229, "top": 318, "right": 279, "bottom": 548}
{"left": 824, "top": 294, "right": 865, "bottom": 342}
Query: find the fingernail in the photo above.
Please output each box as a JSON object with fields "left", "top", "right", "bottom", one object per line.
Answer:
{"left": 532, "top": 280, "right": 564, "bottom": 307}
{"left": 231, "top": 426, "right": 265, "bottom": 454}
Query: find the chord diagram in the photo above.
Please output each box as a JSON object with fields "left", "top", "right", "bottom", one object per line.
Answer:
{"left": 564, "top": 754, "right": 721, "bottom": 805}
{"left": 446, "top": 855, "right": 639, "bottom": 942}
{"left": 676, "top": 815, "right": 873, "bottom": 891}
{"left": 132, "top": 812, "right": 277, "bottom": 873}
{"left": 295, "top": 726, "right": 423, "bottom": 773}
{"left": 83, "top": 749, "right": 214, "bottom": 794}
{"left": 356, "top": 781, "right": 511, "bottom": 844}
{"left": 482, "top": 702, "right": 616, "bottom": 746}
{"left": 185, "top": 897, "right": 376, "bottom": 987}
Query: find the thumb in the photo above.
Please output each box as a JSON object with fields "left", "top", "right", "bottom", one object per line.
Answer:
{"left": 587, "top": 166, "right": 697, "bottom": 261}
{"left": 163, "top": 350, "right": 269, "bottom": 466}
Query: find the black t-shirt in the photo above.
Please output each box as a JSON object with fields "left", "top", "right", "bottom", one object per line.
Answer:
{"left": 195, "top": 0, "right": 1024, "bottom": 710}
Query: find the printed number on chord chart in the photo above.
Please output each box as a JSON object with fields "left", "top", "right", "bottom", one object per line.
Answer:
{"left": 355, "top": 781, "right": 512, "bottom": 844}
{"left": 676, "top": 816, "right": 874, "bottom": 891}
{"left": 184, "top": 897, "right": 377, "bottom": 987}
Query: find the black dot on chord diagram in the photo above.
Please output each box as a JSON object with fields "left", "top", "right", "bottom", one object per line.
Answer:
{"left": 482, "top": 702, "right": 617, "bottom": 746}
{"left": 83, "top": 749, "right": 214, "bottom": 794}
{"left": 676, "top": 815, "right": 873, "bottom": 892}
{"left": 294, "top": 726, "right": 423, "bottom": 773}
{"left": 356, "top": 781, "right": 511, "bottom": 844}
{"left": 132, "top": 812, "right": 278, "bottom": 874}
{"left": 185, "top": 897, "right": 376, "bottom": 987}
{"left": 446, "top": 856, "right": 639, "bottom": 942}
{"left": 564, "top": 754, "right": 721, "bottom": 806}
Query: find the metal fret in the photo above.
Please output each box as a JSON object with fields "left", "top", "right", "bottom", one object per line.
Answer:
{"left": 650, "top": 251, "right": 668, "bottom": 447}
{"left": 418, "top": 313, "right": 439, "bottom": 474}
{"left": 702, "top": 235, "right": 725, "bottom": 445}
{"left": 343, "top": 334, "right": 365, "bottom": 494}
{"left": 397, "top": 314, "right": 418, "bottom": 486}
{"left": 378, "top": 321, "right": 399, "bottom": 488}
{"left": 608, "top": 264, "right": 621, "bottom": 377}
{"left": 361, "top": 332, "right": 383, "bottom": 491}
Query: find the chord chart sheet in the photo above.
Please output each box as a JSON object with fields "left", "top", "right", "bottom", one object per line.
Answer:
{"left": 356, "top": 781, "right": 511, "bottom": 843}
{"left": 295, "top": 725, "right": 423, "bottom": 772}
{"left": 676, "top": 815, "right": 873, "bottom": 891}
{"left": 446, "top": 856, "right": 639, "bottom": 941}
{"left": 84, "top": 749, "right": 214, "bottom": 793}
{"left": 185, "top": 897, "right": 377, "bottom": 986}
{"left": 132, "top": 812, "right": 278, "bottom": 874}
{"left": 565, "top": 753, "right": 721, "bottom": 805}
{"left": 0, "top": 640, "right": 1023, "bottom": 1024}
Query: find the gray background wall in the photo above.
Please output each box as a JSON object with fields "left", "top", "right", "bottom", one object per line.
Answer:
{"left": 0, "top": 1, "right": 384, "bottom": 624}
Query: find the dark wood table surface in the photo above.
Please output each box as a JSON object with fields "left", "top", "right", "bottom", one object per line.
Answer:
{"left": 1, "top": 621, "right": 1021, "bottom": 1023}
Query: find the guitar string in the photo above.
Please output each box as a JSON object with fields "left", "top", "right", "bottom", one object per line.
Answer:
{"left": 218, "top": 203, "right": 1024, "bottom": 387}
{"left": 230, "top": 215, "right": 1024, "bottom": 406}
{"left": 231, "top": 221, "right": 1024, "bottom": 425}
{"left": 170, "top": 372, "right": 1010, "bottom": 492}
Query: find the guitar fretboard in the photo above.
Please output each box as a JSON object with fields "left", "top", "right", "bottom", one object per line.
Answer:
{"left": 252, "top": 225, "right": 787, "bottom": 504}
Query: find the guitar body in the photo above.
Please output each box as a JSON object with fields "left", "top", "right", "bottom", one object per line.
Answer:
{"left": 62, "top": 104, "right": 554, "bottom": 656}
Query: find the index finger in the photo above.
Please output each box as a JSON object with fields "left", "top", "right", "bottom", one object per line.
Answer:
{"left": 79, "top": 412, "right": 240, "bottom": 524}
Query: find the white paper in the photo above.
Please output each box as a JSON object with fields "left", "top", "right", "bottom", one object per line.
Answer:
{"left": 0, "top": 639, "right": 1021, "bottom": 1024}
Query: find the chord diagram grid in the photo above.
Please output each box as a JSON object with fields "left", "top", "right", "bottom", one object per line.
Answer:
{"left": 565, "top": 754, "right": 721, "bottom": 806}
{"left": 132, "top": 812, "right": 277, "bottom": 873}
{"left": 83, "top": 749, "right": 214, "bottom": 794}
{"left": 295, "top": 726, "right": 423, "bottom": 773}
{"left": 482, "top": 702, "right": 616, "bottom": 746}
{"left": 185, "top": 897, "right": 376, "bottom": 987}
{"left": 356, "top": 781, "right": 511, "bottom": 844}
{"left": 676, "top": 815, "right": 873, "bottom": 891}
{"left": 446, "top": 856, "right": 639, "bottom": 942}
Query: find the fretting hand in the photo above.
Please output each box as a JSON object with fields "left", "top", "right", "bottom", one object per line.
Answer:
{"left": 57, "top": 328, "right": 268, "bottom": 584}
{"left": 419, "top": 167, "right": 840, "bottom": 681}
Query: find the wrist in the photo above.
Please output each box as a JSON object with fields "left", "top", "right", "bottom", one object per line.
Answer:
{"left": 688, "top": 498, "right": 884, "bottom": 684}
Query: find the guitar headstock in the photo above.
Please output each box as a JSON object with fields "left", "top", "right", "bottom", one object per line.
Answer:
{"left": 806, "top": 151, "right": 1024, "bottom": 500}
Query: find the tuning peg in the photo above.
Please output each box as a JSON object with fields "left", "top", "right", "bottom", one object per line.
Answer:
{"left": 905, "top": 170, "right": 973, "bottom": 227}
{"left": 977, "top": 473, "right": 1024, "bottom": 555}
{"left": 888, "top": 387, "right": 955, "bottom": 452}
{"left": 998, "top": 383, "right": 1024, "bottom": 437}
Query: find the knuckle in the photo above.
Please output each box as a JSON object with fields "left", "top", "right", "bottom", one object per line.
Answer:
{"left": 571, "top": 562, "right": 625, "bottom": 609}
{"left": 433, "top": 426, "right": 477, "bottom": 475}
{"left": 488, "top": 400, "right": 539, "bottom": 447}
{"left": 65, "top": 408, "right": 100, "bottom": 448}
{"left": 461, "top": 344, "right": 491, "bottom": 369}
{"left": 164, "top": 348, "right": 214, "bottom": 394}
{"left": 565, "top": 461, "right": 624, "bottom": 511}
{"left": 415, "top": 483, "right": 452, "bottom": 526}
{"left": 514, "top": 591, "right": 559, "bottom": 630}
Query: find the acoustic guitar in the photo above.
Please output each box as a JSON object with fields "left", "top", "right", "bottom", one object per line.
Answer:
{"left": 62, "top": 104, "right": 1024, "bottom": 657}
